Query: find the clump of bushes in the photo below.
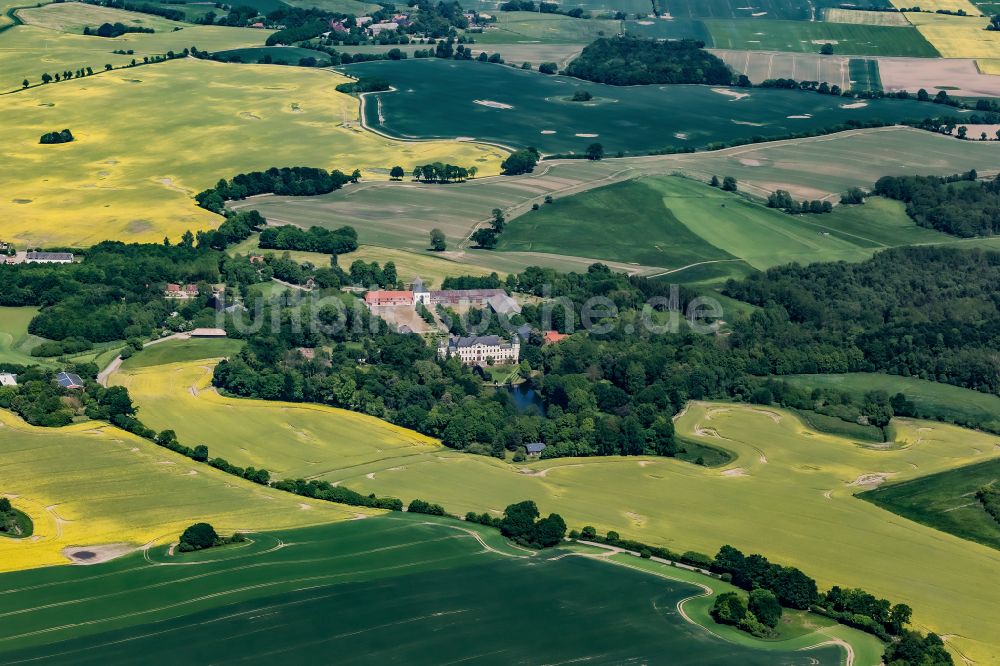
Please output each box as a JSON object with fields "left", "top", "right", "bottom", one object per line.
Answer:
{"left": 177, "top": 522, "right": 245, "bottom": 552}
{"left": 40, "top": 129, "right": 74, "bottom": 144}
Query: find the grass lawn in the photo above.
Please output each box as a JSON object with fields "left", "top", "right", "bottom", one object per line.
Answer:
{"left": 703, "top": 18, "right": 940, "bottom": 56}
{"left": 344, "top": 58, "right": 933, "bottom": 156}
{"left": 17, "top": 1, "right": 186, "bottom": 33}
{"left": 117, "top": 360, "right": 1000, "bottom": 663}
{"left": 0, "top": 515, "right": 853, "bottom": 664}
{"left": 0, "top": 57, "right": 505, "bottom": 248}
{"left": 120, "top": 337, "right": 244, "bottom": 370}
{"left": 0, "top": 407, "right": 364, "bottom": 572}
{"left": 781, "top": 372, "right": 1000, "bottom": 432}
{"left": 861, "top": 458, "right": 1000, "bottom": 550}
{"left": 0, "top": 306, "right": 44, "bottom": 365}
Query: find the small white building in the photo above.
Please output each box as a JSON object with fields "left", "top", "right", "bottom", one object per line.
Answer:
{"left": 0, "top": 372, "right": 17, "bottom": 387}
{"left": 25, "top": 251, "right": 73, "bottom": 264}
{"left": 438, "top": 335, "right": 519, "bottom": 366}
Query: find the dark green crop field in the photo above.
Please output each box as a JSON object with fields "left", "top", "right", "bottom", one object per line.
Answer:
{"left": 343, "top": 59, "right": 934, "bottom": 155}
{"left": 861, "top": 459, "right": 1000, "bottom": 551}
{"left": 0, "top": 515, "right": 843, "bottom": 665}
{"left": 660, "top": 0, "right": 891, "bottom": 21}
{"left": 704, "top": 19, "right": 939, "bottom": 56}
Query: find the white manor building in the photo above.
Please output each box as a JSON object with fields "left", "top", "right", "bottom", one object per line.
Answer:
{"left": 438, "top": 335, "right": 520, "bottom": 366}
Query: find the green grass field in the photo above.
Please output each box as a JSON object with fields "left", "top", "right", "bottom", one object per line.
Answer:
{"left": 212, "top": 45, "right": 332, "bottom": 65}
{"left": 661, "top": 0, "right": 893, "bottom": 20}
{"left": 0, "top": 306, "right": 44, "bottom": 365}
{"left": 119, "top": 337, "right": 244, "bottom": 370}
{"left": 848, "top": 57, "right": 882, "bottom": 92}
{"left": 0, "top": 515, "right": 857, "bottom": 664}
{"left": 115, "top": 359, "right": 1000, "bottom": 663}
{"left": 623, "top": 18, "right": 715, "bottom": 42}
{"left": 345, "top": 58, "right": 933, "bottom": 156}
{"left": 704, "top": 18, "right": 940, "bottom": 56}
{"left": 500, "top": 176, "right": 968, "bottom": 277}
{"left": 781, "top": 372, "right": 1000, "bottom": 432}
{"left": 861, "top": 458, "right": 1000, "bottom": 550}
{"left": 0, "top": 57, "right": 505, "bottom": 248}
{"left": 0, "top": 407, "right": 362, "bottom": 572}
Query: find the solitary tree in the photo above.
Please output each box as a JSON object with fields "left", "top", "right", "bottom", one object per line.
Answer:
{"left": 41, "top": 72, "right": 52, "bottom": 84}
{"left": 471, "top": 228, "right": 498, "bottom": 249}
{"left": 710, "top": 175, "right": 720, "bottom": 187}
{"left": 429, "top": 228, "right": 447, "bottom": 251}
{"left": 585, "top": 142, "right": 604, "bottom": 161}
{"left": 389, "top": 165, "right": 405, "bottom": 180}
{"left": 178, "top": 522, "right": 218, "bottom": 552}
{"left": 21, "top": 79, "right": 28, "bottom": 88}
{"left": 721, "top": 176, "right": 738, "bottom": 192}
{"left": 820, "top": 43, "right": 834, "bottom": 55}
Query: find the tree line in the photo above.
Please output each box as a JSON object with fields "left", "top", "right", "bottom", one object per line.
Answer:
{"left": 195, "top": 166, "right": 360, "bottom": 214}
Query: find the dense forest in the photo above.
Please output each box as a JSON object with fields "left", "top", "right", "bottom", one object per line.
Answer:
{"left": 871, "top": 171, "right": 1000, "bottom": 237}
{"left": 565, "top": 37, "right": 733, "bottom": 86}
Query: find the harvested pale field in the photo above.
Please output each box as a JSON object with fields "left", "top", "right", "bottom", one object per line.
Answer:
{"left": 0, "top": 58, "right": 505, "bottom": 247}
{"left": 891, "top": 0, "right": 982, "bottom": 14}
{"left": 822, "top": 8, "right": 912, "bottom": 26}
{"left": 710, "top": 49, "right": 853, "bottom": 89}
{"left": 0, "top": 409, "right": 365, "bottom": 572}
{"left": 878, "top": 55, "right": 1000, "bottom": 95}
{"left": 17, "top": 2, "right": 186, "bottom": 34}
{"left": 906, "top": 11, "right": 1000, "bottom": 57}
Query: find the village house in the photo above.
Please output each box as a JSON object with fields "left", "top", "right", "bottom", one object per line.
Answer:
{"left": 525, "top": 442, "right": 546, "bottom": 457}
{"left": 164, "top": 283, "right": 200, "bottom": 298}
{"left": 0, "top": 241, "right": 10, "bottom": 251}
{"left": 365, "top": 290, "right": 414, "bottom": 307}
{"left": 543, "top": 330, "right": 569, "bottom": 345}
{"left": 0, "top": 372, "right": 17, "bottom": 387}
{"left": 55, "top": 371, "right": 84, "bottom": 389}
{"left": 25, "top": 251, "right": 73, "bottom": 264}
{"left": 368, "top": 21, "right": 398, "bottom": 36}
{"left": 438, "top": 335, "right": 520, "bottom": 366}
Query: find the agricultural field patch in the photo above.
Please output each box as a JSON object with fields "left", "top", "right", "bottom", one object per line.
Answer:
{"left": 848, "top": 57, "right": 882, "bottom": 91}
{"left": 861, "top": 458, "right": 1000, "bottom": 550}
{"left": 345, "top": 58, "right": 932, "bottom": 156}
{"left": 111, "top": 361, "right": 445, "bottom": 481}
{"left": 0, "top": 408, "right": 361, "bottom": 572}
{"left": 16, "top": 1, "right": 186, "bottom": 34}
{"left": 283, "top": 0, "right": 381, "bottom": 12}
{"left": 115, "top": 371, "right": 1000, "bottom": 663}
{"left": 0, "top": 23, "right": 273, "bottom": 92}
{"left": 623, "top": 17, "right": 714, "bottom": 42}
{"left": 211, "top": 45, "right": 333, "bottom": 65}
{"left": 0, "top": 516, "right": 852, "bottom": 665}
{"left": 710, "top": 49, "right": 854, "bottom": 89}
{"left": 822, "top": 7, "right": 911, "bottom": 26}
{"left": 704, "top": 18, "right": 940, "bottom": 56}
{"left": 472, "top": 11, "right": 621, "bottom": 44}
{"left": 905, "top": 11, "right": 1000, "bottom": 57}
{"left": 891, "top": 0, "right": 982, "bottom": 14}
{"left": 660, "top": 0, "right": 893, "bottom": 21}
{"left": 247, "top": 128, "right": 1000, "bottom": 277}
{"left": 0, "top": 58, "right": 505, "bottom": 248}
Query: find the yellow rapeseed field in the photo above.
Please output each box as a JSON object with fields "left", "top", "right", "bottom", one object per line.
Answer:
{"left": 905, "top": 11, "right": 1000, "bottom": 58}
{"left": 0, "top": 58, "right": 506, "bottom": 247}
{"left": 891, "top": 0, "right": 982, "bottom": 15}
{"left": 0, "top": 409, "right": 369, "bottom": 573}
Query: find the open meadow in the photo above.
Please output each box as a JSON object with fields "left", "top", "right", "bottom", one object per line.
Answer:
{"left": 345, "top": 58, "right": 933, "bottom": 156}
{"left": 703, "top": 18, "right": 939, "bottom": 56}
{"left": 0, "top": 408, "right": 363, "bottom": 572}
{"left": 114, "top": 355, "right": 1000, "bottom": 663}
{"left": 0, "top": 306, "right": 44, "bottom": 365}
{"left": 0, "top": 515, "right": 853, "bottom": 665}
{"left": 0, "top": 57, "right": 505, "bottom": 248}
{"left": 472, "top": 11, "right": 621, "bottom": 45}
